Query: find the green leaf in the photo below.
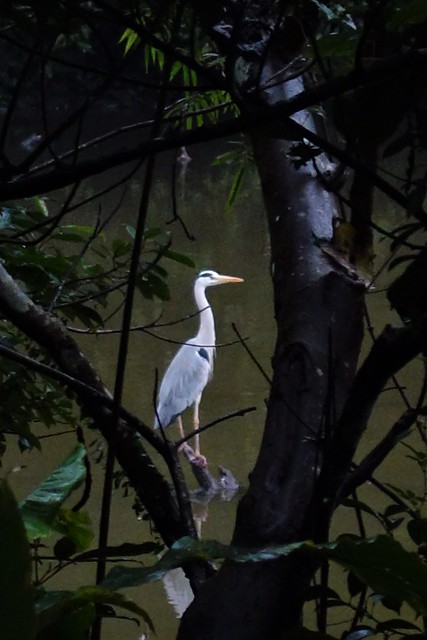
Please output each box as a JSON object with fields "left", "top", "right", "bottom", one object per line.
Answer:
{"left": 0, "top": 207, "right": 12, "bottom": 229}
{"left": 388, "top": 255, "right": 415, "bottom": 271}
{"left": 344, "top": 627, "right": 376, "bottom": 640}
{"left": 225, "top": 164, "right": 246, "bottom": 213}
{"left": 37, "top": 603, "right": 95, "bottom": 640}
{"left": 53, "top": 225, "right": 96, "bottom": 243}
{"left": 0, "top": 479, "right": 36, "bottom": 640}
{"left": 112, "top": 238, "right": 131, "bottom": 259}
{"left": 19, "top": 445, "right": 87, "bottom": 540}
{"left": 325, "top": 535, "right": 427, "bottom": 615}
{"left": 376, "top": 618, "right": 421, "bottom": 632}
{"left": 136, "top": 273, "right": 170, "bottom": 301}
{"left": 75, "top": 541, "right": 163, "bottom": 562}
{"left": 118, "top": 28, "right": 140, "bottom": 55}
{"left": 104, "top": 534, "right": 427, "bottom": 617}
{"left": 61, "top": 303, "right": 104, "bottom": 329}
{"left": 310, "top": 0, "right": 335, "bottom": 20}
{"left": 347, "top": 570, "right": 365, "bottom": 598}
{"left": 315, "top": 32, "right": 358, "bottom": 58}
{"left": 103, "top": 536, "right": 308, "bottom": 590}
{"left": 162, "top": 249, "right": 195, "bottom": 268}
{"left": 125, "top": 224, "right": 136, "bottom": 240}
{"left": 341, "top": 497, "right": 379, "bottom": 519}
{"left": 383, "top": 132, "right": 412, "bottom": 158}
{"left": 31, "top": 196, "right": 48, "bottom": 218}
{"left": 387, "top": 0, "right": 427, "bottom": 29}
{"left": 54, "top": 509, "right": 93, "bottom": 552}
{"left": 36, "top": 586, "right": 153, "bottom": 633}
{"left": 407, "top": 182, "right": 426, "bottom": 218}
{"left": 407, "top": 518, "right": 427, "bottom": 546}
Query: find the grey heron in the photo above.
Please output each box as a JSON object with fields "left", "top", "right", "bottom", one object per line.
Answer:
{"left": 155, "top": 270, "right": 244, "bottom": 464}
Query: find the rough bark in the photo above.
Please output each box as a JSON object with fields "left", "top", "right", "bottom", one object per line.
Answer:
{"left": 178, "top": 81, "right": 365, "bottom": 637}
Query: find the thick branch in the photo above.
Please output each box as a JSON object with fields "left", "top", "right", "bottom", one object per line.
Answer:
{"left": 318, "top": 318, "right": 427, "bottom": 519}
{"left": 1, "top": 49, "right": 426, "bottom": 204}
{"left": 0, "top": 262, "right": 199, "bottom": 552}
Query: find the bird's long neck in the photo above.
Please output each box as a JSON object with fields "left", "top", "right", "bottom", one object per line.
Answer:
{"left": 194, "top": 283, "right": 215, "bottom": 346}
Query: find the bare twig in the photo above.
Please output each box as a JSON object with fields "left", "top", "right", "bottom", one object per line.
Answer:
{"left": 174, "top": 406, "right": 257, "bottom": 448}
{"left": 338, "top": 408, "right": 418, "bottom": 502}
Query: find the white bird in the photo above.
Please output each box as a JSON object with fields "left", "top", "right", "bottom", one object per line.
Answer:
{"left": 155, "top": 270, "right": 244, "bottom": 463}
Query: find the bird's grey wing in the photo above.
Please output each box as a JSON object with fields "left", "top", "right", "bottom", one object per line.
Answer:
{"left": 155, "top": 344, "right": 212, "bottom": 428}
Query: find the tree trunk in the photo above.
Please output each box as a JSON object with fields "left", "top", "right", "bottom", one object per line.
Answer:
{"left": 178, "top": 90, "right": 365, "bottom": 639}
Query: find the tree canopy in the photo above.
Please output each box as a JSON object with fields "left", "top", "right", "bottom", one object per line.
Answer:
{"left": 1, "top": 1, "right": 427, "bottom": 640}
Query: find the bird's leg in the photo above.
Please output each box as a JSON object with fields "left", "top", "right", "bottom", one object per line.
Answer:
{"left": 177, "top": 415, "right": 185, "bottom": 441}
{"left": 176, "top": 415, "right": 187, "bottom": 452}
{"left": 193, "top": 398, "right": 207, "bottom": 466}
{"left": 193, "top": 398, "right": 201, "bottom": 456}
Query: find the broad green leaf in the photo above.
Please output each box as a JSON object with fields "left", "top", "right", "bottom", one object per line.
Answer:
{"left": 104, "top": 534, "right": 427, "bottom": 617}
{"left": 54, "top": 509, "right": 94, "bottom": 552}
{"left": 341, "top": 497, "right": 379, "bottom": 519}
{"left": 75, "top": 541, "right": 163, "bottom": 562}
{"left": 383, "top": 132, "right": 412, "bottom": 158}
{"left": 325, "top": 535, "right": 427, "bottom": 615}
{"left": 376, "top": 619, "right": 421, "bottom": 632}
{"left": 387, "top": 0, "right": 427, "bottom": 29}
{"left": 61, "top": 303, "right": 104, "bottom": 328}
{"left": 344, "top": 627, "right": 376, "bottom": 640}
{"left": 37, "top": 603, "right": 95, "bottom": 640}
{"left": 315, "top": 33, "right": 358, "bottom": 58}
{"left": 347, "top": 570, "right": 365, "bottom": 598}
{"left": 19, "top": 445, "right": 87, "bottom": 540}
{"left": 162, "top": 249, "right": 195, "bottom": 268}
{"left": 53, "top": 224, "right": 96, "bottom": 243}
{"left": 136, "top": 273, "right": 170, "bottom": 301}
{"left": 407, "top": 518, "right": 427, "bottom": 545}
{"left": 36, "top": 586, "right": 153, "bottom": 632}
{"left": 143, "top": 226, "right": 163, "bottom": 240}
{"left": 103, "top": 536, "right": 308, "bottom": 590}
{"left": 0, "top": 479, "right": 36, "bottom": 640}
{"left": 112, "top": 238, "right": 131, "bottom": 258}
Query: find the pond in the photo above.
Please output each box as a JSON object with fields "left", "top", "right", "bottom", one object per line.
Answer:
{"left": 4, "top": 142, "right": 423, "bottom": 639}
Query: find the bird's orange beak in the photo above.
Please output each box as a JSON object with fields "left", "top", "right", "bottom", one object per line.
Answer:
{"left": 215, "top": 274, "right": 244, "bottom": 284}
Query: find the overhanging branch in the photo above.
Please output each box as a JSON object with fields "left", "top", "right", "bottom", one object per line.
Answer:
{"left": 1, "top": 48, "right": 425, "bottom": 205}
{"left": 0, "top": 261, "right": 195, "bottom": 550}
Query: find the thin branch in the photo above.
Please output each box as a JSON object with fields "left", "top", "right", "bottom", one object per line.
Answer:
{"left": 0, "top": 50, "right": 34, "bottom": 156}
{"left": 174, "top": 406, "right": 257, "bottom": 448}
{"left": 169, "top": 158, "right": 196, "bottom": 240}
{"left": 0, "top": 31, "right": 215, "bottom": 93}
{"left": 338, "top": 408, "right": 418, "bottom": 502}
{"left": 2, "top": 48, "right": 427, "bottom": 206}
{"left": 318, "top": 315, "right": 427, "bottom": 519}
{"left": 231, "top": 322, "right": 272, "bottom": 385}
{"left": 0, "top": 343, "right": 164, "bottom": 453}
